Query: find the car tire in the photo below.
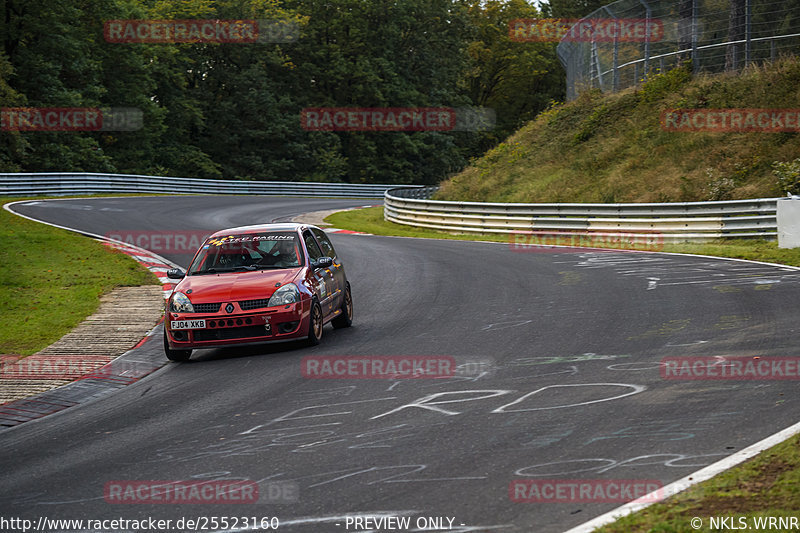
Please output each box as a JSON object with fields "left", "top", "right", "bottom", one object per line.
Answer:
{"left": 307, "top": 299, "right": 323, "bottom": 346}
{"left": 331, "top": 282, "right": 353, "bottom": 329}
{"left": 164, "top": 331, "right": 192, "bottom": 362}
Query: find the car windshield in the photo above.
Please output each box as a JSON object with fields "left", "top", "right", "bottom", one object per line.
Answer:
{"left": 188, "top": 232, "right": 302, "bottom": 274}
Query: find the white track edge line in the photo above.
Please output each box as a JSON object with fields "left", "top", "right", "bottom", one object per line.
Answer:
{"left": 563, "top": 418, "right": 800, "bottom": 532}
{"left": 4, "top": 199, "right": 182, "bottom": 269}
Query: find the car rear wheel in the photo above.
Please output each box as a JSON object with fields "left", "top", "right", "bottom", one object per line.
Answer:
{"left": 331, "top": 282, "right": 353, "bottom": 329}
{"left": 163, "top": 331, "right": 192, "bottom": 362}
{"left": 307, "top": 299, "right": 323, "bottom": 346}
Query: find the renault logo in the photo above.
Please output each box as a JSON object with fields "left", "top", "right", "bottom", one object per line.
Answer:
{"left": 225, "top": 303, "right": 235, "bottom": 313}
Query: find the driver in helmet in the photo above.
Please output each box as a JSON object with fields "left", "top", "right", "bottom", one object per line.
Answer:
{"left": 260, "top": 238, "right": 298, "bottom": 267}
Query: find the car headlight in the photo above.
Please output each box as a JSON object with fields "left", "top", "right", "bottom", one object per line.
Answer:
{"left": 268, "top": 283, "right": 299, "bottom": 307}
{"left": 170, "top": 291, "right": 195, "bottom": 313}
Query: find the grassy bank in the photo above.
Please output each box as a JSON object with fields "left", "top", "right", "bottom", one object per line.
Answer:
{"left": 1, "top": 199, "right": 159, "bottom": 356}
{"left": 436, "top": 57, "right": 800, "bottom": 204}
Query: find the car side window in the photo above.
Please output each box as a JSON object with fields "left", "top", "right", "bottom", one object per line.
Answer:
{"left": 303, "top": 231, "right": 324, "bottom": 261}
{"left": 311, "top": 228, "right": 337, "bottom": 258}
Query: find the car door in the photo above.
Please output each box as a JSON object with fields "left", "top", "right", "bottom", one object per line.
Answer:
{"left": 303, "top": 230, "right": 335, "bottom": 317}
{"left": 311, "top": 228, "right": 346, "bottom": 312}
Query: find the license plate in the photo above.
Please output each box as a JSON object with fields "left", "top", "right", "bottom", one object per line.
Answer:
{"left": 171, "top": 319, "right": 206, "bottom": 330}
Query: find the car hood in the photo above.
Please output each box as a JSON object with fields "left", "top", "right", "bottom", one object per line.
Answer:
{"left": 177, "top": 268, "right": 302, "bottom": 302}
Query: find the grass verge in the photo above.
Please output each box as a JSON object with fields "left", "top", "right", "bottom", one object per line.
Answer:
{"left": 594, "top": 432, "right": 800, "bottom": 533}
{"left": 435, "top": 57, "right": 800, "bottom": 204}
{"left": 328, "top": 205, "right": 800, "bottom": 531}
{"left": 327, "top": 206, "right": 800, "bottom": 267}
{"left": 1, "top": 198, "right": 159, "bottom": 356}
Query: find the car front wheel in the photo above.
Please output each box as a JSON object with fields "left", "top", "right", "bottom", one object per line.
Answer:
{"left": 307, "top": 299, "right": 323, "bottom": 346}
{"left": 163, "top": 331, "right": 192, "bottom": 362}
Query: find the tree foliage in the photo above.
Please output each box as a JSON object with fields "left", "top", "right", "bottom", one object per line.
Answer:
{"left": 1, "top": 0, "right": 567, "bottom": 184}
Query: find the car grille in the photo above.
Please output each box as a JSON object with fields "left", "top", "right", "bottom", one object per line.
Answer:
{"left": 193, "top": 302, "right": 221, "bottom": 313}
{"left": 239, "top": 298, "right": 271, "bottom": 311}
{"left": 194, "top": 326, "right": 269, "bottom": 342}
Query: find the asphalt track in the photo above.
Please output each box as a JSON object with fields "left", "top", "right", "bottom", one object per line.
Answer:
{"left": 2, "top": 196, "right": 800, "bottom": 533}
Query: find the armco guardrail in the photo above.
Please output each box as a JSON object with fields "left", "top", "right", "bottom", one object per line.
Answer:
{"left": 385, "top": 187, "right": 780, "bottom": 242}
{"left": 0, "top": 173, "right": 418, "bottom": 198}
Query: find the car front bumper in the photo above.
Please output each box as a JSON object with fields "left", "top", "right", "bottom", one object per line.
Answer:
{"left": 165, "top": 300, "right": 310, "bottom": 350}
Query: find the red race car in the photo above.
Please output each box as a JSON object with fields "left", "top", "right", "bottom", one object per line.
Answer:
{"left": 163, "top": 223, "right": 353, "bottom": 361}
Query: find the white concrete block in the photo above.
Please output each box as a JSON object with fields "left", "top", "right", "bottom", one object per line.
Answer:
{"left": 777, "top": 197, "right": 800, "bottom": 248}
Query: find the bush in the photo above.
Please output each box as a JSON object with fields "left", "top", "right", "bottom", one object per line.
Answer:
{"left": 773, "top": 158, "right": 800, "bottom": 195}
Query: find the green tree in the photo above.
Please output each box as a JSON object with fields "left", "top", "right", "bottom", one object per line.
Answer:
{"left": 0, "top": 53, "right": 27, "bottom": 171}
{"left": 1, "top": 0, "right": 114, "bottom": 171}
{"left": 461, "top": 0, "right": 564, "bottom": 151}
{"left": 1, "top": 0, "right": 577, "bottom": 185}
{"left": 286, "top": 0, "right": 473, "bottom": 184}
{"left": 192, "top": 0, "right": 308, "bottom": 180}
{"left": 542, "top": 0, "right": 610, "bottom": 19}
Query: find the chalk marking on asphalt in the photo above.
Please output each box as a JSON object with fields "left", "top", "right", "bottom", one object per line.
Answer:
{"left": 563, "top": 418, "right": 800, "bottom": 532}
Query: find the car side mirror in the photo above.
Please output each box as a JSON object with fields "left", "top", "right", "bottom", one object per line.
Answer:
{"left": 314, "top": 257, "right": 333, "bottom": 269}
{"left": 167, "top": 268, "right": 186, "bottom": 280}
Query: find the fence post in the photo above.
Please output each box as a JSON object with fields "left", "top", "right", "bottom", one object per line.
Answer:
{"left": 603, "top": 6, "right": 620, "bottom": 91}
{"left": 745, "top": 0, "right": 752, "bottom": 65}
{"left": 726, "top": 0, "right": 746, "bottom": 71}
{"left": 592, "top": 40, "right": 603, "bottom": 89}
{"left": 613, "top": 35, "right": 619, "bottom": 91}
{"left": 692, "top": 0, "right": 699, "bottom": 72}
{"left": 638, "top": 0, "right": 652, "bottom": 80}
